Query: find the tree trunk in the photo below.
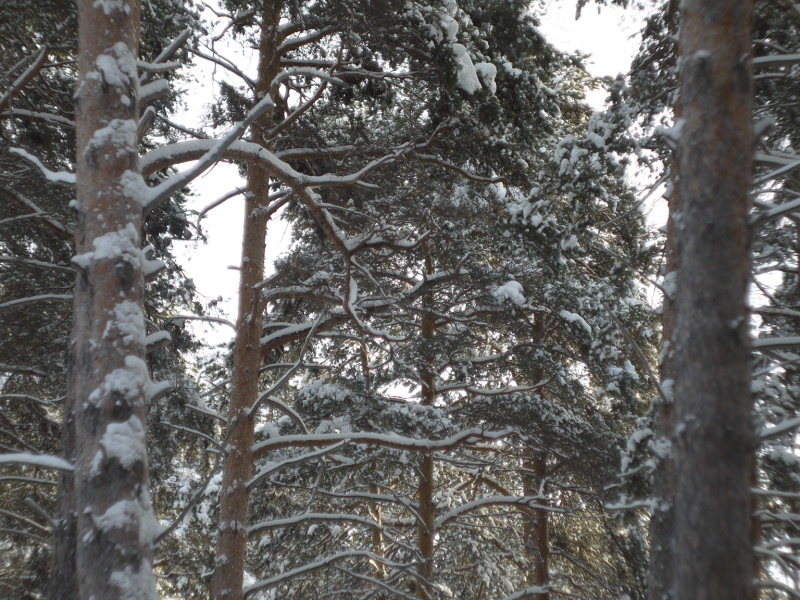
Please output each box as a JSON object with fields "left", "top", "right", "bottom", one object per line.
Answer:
{"left": 649, "top": 144, "right": 678, "bottom": 600}
{"left": 213, "top": 2, "right": 281, "bottom": 598}
{"left": 673, "top": 3, "right": 755, "bottom": 600}
{"left": 70, "top": 0, "right": 158, "bottom": 597}
{"left": 416, "top": 245, "right": 436, "bottom": 600}
{"left": 47, "top": 391, "right": 76, "bottom": 599}
{"left": 523, "top": 452, "right": 549, "bottom": 600}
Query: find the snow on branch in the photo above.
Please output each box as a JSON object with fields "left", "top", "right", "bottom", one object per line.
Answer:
{"left": 0, "top": 255, "right": 74, "bottom": 273}
{"left": 0, "top": 293, "right": 72, "bottom": 311}
{"left": 0, "top": 452, "right": 73, "bottom": 471}
{"left": 248, "top": 512, "right": 384, "bottom": 536}
{"left": 0, "top": 184, "right": 73, "bottom": 237}
{"left": 753, "top": 336, "right": 800, "bottom": 350}
{"left": 499, "top": 586, "right": 549, "bottom": 600}
{"left": 248, "top": 313, "right": 323, "bottom": 418}
{"left": 435, "top": 495, "right": 562, "bottom": 529}
{"left": 141, "top": 68, "right": 344, "bottom": 212}
{"left": 8, "top": 147, "right": 76, "bottom": 184}
{"left": 251, "top": 427, "right": 516, "bottom": 459}
{"left": 0, "top": 393, "right": 62, "bottom": 406}
{"left": 0, "top": 46, "right": 49, "bottom": 114}
{"left": 136, "top": 59, "right": 182, "bottom": 74}
{"left": 140, "top": 78, "right": 170, "bottom": 105}
{"left": 244, "top": 550, "right": 416, "bottom": 598}
{"left": 1, "top": 109, "right": 74, "bottom": 127}
{"left": 164, "top": 314, "right": 236, "bottom": 330}
{"left": 140, "top": 27, "right": 191, "bottom": 85}
{"left": 753, "top": 53, "right": 800, "bottom": 68}
{"left": 247, "top": 442, "right": 346, "bottom": 490}
{"left": 760, "top": 416, "right": 800, "bottom": 440}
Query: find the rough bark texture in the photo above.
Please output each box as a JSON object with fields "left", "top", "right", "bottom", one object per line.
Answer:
{"left": 71, "top": 0, "right": 157, "bottom": 598}
{"left": 212, "top": 2, "right": 281, "bottom": 598}
{"left": 673, "top": 2, "right": 755, "bottom": 600}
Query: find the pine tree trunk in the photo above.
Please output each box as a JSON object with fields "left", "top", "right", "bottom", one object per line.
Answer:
{"left": 212, "top": 2, "right": 281, "bottom": 598}
{"left": 69, "top": 0, "right": 158, "bottom": 597}
{"left": 47, "top": 395, "right": 76, "bottom": 599}
{"left": 416, "top": 245, "right": 436, "bottom": 600}
{"left": 649, "top": 159, "right": 678, "bottom": 600}
{"left": 673, "top": 3, "right": 755, "bottom": 599}
{"left": 523, "top": 452, "right": 549, "bottom": 600}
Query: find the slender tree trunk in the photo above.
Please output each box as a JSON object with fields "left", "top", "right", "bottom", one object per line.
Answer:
{"left": 673, "top": 3, "right": 755, "bottom": 600}
{"left": 523, "top": 452, "right": 549, "bottom": 600}
{"left": 70, "top": 0, "right": 158, "bottom": 597}
{"left": 213, "top": 2, "right": 281, "bottom": 598}
{"left": 649, "top": 155, "right": 678, "bottom": 600}
{"left": 416, "top": 246, "right": 436, "bottom": 600}
{"left": 48, "top": 388, "right": 76, "bottom": 599}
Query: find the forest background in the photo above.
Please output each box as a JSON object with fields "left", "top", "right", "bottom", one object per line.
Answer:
{"left": 0, "top": 1, "right": 797, "bottom": 600}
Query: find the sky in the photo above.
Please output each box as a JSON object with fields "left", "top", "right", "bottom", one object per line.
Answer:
{"left": 171, "top": 2, "right": 645, "bottom": 343}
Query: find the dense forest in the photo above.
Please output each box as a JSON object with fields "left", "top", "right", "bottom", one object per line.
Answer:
{"left": 0, "top": 0, "right": 797, "bottom": 599}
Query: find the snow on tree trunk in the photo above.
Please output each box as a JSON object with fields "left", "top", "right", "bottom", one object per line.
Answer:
{"left": 69, "top": 0, "right": 158, "bottom": 598}
{"left": 212, "top": 2, "right": 282, "bottom": 598}
{"left": 673, "top": 2, "right": 755, "bottom": 600}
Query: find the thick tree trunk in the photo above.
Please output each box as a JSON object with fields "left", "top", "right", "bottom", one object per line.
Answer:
{"left": 212, "top": 2, "right": 281, "bottom": 598}
{"left": 673, "top": 3, "right": 755, "bottom": 600}
{"left": 70, "top": 0, "right": 158, "bottom": 598}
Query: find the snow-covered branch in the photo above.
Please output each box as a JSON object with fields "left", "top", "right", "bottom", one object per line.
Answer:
{"left": 0, "top": 255, "right": 73, "bottom": 273}
{"left": 435, "top": 495, "right": 561, "bottom": 529}
{"left": 0, "top": 294, "right": 72, "bottom": 311}
{"left": 8, "top": 147, "right": 76, "bottom": 184}
{"left": 247, "top": 442, "right": 346, "bottom": 489}
{"left": 0, "top": 452, "right": 73, "bottom": 471}
{"left": 244, "top": 550, "right": 415, "bottom": 598}
{"left": 251, "top": 427, "right": 516, "bottom": 459}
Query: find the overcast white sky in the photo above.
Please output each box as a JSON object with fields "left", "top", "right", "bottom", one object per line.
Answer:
{"left": 172, "top": 3, "right": 645, "bottom": 343}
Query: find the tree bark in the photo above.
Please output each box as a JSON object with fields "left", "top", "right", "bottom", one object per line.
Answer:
{"left": 70, "top": 0, "right": 158, "bottom": 598}
{"left": 213, "top": 2, "right": 282, "bottom": 598}
{"left": 673, "top": 3, "right": 755, "bottom": 600}
{"left": 416, "top": 245, "right": 436, "bottom": 600}
{"left": 523, "top": 452, "right": 549, "bottom": 600}
{"left": 649, "top": 145, "right": 678, "bottom": 600}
